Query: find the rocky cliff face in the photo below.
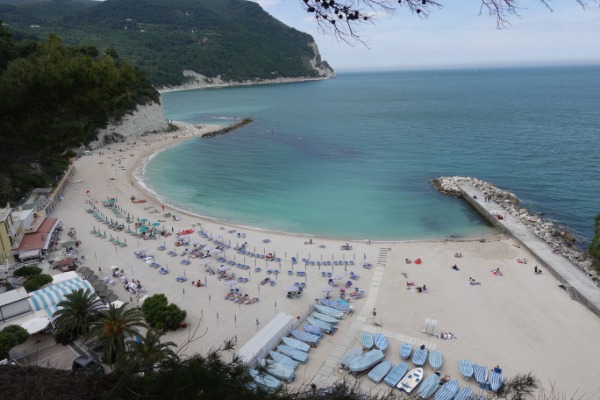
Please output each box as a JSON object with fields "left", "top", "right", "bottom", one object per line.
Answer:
{"left": 308, "top": 42, "right": 335, "bottom": 79}
{"left": 90, "top": 102, "right": 170, "bottom": 149}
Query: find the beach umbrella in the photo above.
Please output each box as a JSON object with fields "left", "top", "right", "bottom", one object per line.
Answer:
{"left": 152, "top": 222, "right": 160, "bottom": 226}
{"left": 224, "top": 279, "right": 237, "bottom": 287}
{"left": 285, "top": 285, "right": 300, "bottom": 292}
{"left": 99, "top": 289, "right": 113, "bottom": 298}
{"left": 322, "top": 285, "right": 334, "bottom": 293}
{"left": 93, "top": 283, "right": 107, "bottom": 292}
{"left": 219, "top": 265, "right": 231, "bottom": 272}
{"left": 20, "top": 317, "right": 50, "bottom": 334}
{"left": 105, "top": 294, "right": 118, "bottom": 303}
{"left": 333, "top": 274, "right": 344, "bottom": 281}
{"left": 78, "top": 266, "right": 91, "bottom": 273}
{"left": 140, "top": 218, "right": 148, "bottom": 222}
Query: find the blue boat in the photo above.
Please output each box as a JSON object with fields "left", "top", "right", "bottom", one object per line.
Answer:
{"left": 473, "top": 364, "right": 488, "bottom": 386}
{"left": 258, "top": 359, "right": 295, "bottom": 383}
{"left": 368, "top": 359, "right": 393, "bottom": 383}
{"left": 417, "top": 372, "right": 441, "bottom": 399}
{"left": 374, "top": 333, "right": 388, "bottom": 351}
{"left": 458, "top": 359, "right": 474, "bottom": 379}
{"left": 361, "top": 332, "right": 374, "bottom": 349}
{"left": 313, "top": 304, "right": 344, "bottom": 318}
{"left": 307, "top": 316, "right": 334, "bottom": 333}
{"left": 454, "top": 386, "right": 473, "bottom": 400}
{"left": 489, "top": 366, "right": 503, "bottom": 392}
{"left": 397, "top": 367, "right": 423, "bottom": 393}
{"left": 349, "top": 349, "right": 385, "bottom": 373}
{"left": 281, "top": 336, "right": 310, "bottom": 352}
{"left": 400, "top": 342, "right": 412, "bottom": 359}
{"left": 412, "top": 346, "right": 428, "bottom": 366}
{"left": 434, "top": 379, "right": 459, "bottom": 400}
{"left": 341, "top": 347, "right": 363, "bottom": 369}
{"left": 303, "top": 324, "right": 322, "bottom": 337}
{"left": 319, "top": 298, "right": 351, "bottom": 312}
{"left": 291, "top": 330, "right": 320, "bottom": 345}
{"left": 428, "top": 350, "right": 443, "bottom": 370}
{"left": 383, "top": 362, "right": 409, "bottom": 387}
{"left": 313, "top": 312, "right": 339, "bottom": 324}
{"left": 249, "top": 369, "right": 281, "bottom": 391}
{"left": 276, "top": 345, "right": 308, "bottom": 363}
{"left": 269, "top": 351, "right": 299, "bottom": 369}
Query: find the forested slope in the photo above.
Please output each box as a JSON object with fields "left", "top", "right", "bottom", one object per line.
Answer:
{"left": 0, "top": 0, "right": 334, "bottom": 87}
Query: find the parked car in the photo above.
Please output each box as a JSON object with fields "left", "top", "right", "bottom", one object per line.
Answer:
{"left": 72, "top": 355, "right": 105, "bottom": 375}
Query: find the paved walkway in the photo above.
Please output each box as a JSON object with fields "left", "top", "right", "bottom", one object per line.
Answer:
{"left": 310, "top": 247, "right": 436, "bottom": 388}
{"left": 459, "top": 182, "right": 600, "bottom": 317}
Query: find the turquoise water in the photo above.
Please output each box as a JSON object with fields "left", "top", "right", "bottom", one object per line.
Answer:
{"left": 145, "top": 66, "right": 600, "bottom": 243}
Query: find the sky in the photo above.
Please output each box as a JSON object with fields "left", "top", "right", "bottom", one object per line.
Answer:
{"left": 254, "top": 0, "right": 600, "bottom": 72}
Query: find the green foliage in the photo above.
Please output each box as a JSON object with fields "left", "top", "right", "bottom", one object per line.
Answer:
{"left": 590, "top": 213, "right": 600, "bottom": 269}
{"left": 52, "top": 289, "right": 104, "bottom": 341}
{"left": 116, "top": 329, "right": 178, "bottom": 375}
{"left": 0, "top": 25, "right": 159, "bottom": 204}
{"left": 83, "top": 303, "right": 146, "bottom": 364}
{"left": 1, "top": 0, "right": 331, "bottom": 87}
{"left": 22, "top": 273, "right": 52, "bottom": 292}
{"left": 0, "top": 325, "right": 29, "bottom": 360}
{"left": 141, "top": 294, "right": 186, "bottom": 331}
{"left": 13, "top": 265, "right": 41, "bottom": 277}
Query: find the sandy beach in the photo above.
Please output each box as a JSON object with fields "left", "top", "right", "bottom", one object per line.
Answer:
{"left": 49, "top": 123, "right": 600, "bottom": 397}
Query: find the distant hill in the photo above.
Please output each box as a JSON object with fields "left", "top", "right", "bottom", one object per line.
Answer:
{"left": 0, "top": 0, "right": 335, "bottom": 87}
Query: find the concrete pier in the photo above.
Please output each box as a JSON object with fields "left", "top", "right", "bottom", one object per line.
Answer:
{"left": 458, "top": 182, "right": 600, "bottom": 317}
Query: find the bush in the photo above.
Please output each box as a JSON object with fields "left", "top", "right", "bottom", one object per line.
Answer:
{"left": 141, "top": 294, "right": 186, "bottom": 331}
{"left": 13, "top": 265, "right": 42, "bottom": 277}
{"left": 0, "top": 325, "right": 29, "bottom": 360}
{"left": 23, "top": 274, "right": 52, "bottom": 292}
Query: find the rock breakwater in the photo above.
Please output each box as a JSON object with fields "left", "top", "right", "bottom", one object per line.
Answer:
{"left": 432, "top": 176, "right": 596, "bottom": 278}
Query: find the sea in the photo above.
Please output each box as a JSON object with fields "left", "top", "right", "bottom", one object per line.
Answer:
{"left": 141, "top": 65, "right": 600, "bottom": 245}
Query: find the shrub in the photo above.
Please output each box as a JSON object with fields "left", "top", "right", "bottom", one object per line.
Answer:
{"left": 0, "top": 325, "right": 29, "bottom": 360}
{"left": 23, "top": 274, "right": 52, "bottom": 292}
{"left": 141, "top": 294, "right": 186, "bottom": 331}
{"left": 13, "top": 265, "right": 42, "bottom": 277}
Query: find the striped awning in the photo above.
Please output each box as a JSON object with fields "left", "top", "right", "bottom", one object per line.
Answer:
{"left": 28, "top": 278, "right": 95, "bottom": 318}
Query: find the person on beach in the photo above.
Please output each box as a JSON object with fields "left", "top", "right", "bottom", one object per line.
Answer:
{"left": 452, "top": 264, "right": 459, "bottom": 271}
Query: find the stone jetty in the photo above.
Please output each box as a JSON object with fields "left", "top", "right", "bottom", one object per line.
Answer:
{"left": 432, "top": 176, "right": 595, "bottom": 279}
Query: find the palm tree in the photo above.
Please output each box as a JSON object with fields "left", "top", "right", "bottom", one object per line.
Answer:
{"left": 83, "top": 303, "right": 146, "bottom": 364}
{"left": 117, "top": 329, "right": 178, "bottom": 374}
{"left": 52, "top": 289, "right": 104, "bottom": 339}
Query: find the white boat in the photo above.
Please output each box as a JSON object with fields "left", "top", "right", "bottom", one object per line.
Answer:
{"left": 397, "top": 367, "right": 423, "bottom": 393}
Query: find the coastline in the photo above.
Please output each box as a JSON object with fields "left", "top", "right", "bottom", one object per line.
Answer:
{"left": 42, "top": 119, "right": 600, "bottom": 396}
{"left": 157, "top": 75, "right": 333, "bottom": 94}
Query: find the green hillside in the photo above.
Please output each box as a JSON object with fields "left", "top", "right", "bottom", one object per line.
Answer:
{"left": 0, "top": 0, "right": 334, "bottom": 87}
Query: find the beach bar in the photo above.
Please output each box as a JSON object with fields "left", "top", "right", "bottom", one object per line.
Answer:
{"left": 236, "top": 312, "right": 295, "bottom": 368}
